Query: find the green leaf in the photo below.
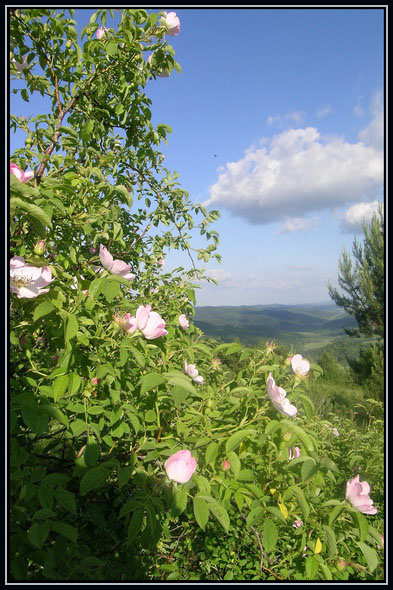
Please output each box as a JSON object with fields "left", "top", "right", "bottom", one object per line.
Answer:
{"left": 225, "top": 429, "right": 256, "bottom": 454}
{"left": 84, "top": 441, "right": 100, "bottom": 467}
{"left": 246, "top": 506, "right": 263, "bottom": 529}
{"left": 262, "top": 519, "right": 278, "bottom": 553}
{"left": 207, "top": 502, "right": 230, "bottom": 533}
{"left": 118, "top": 466, "right": 131, "bottom": 488}
{"left": 328, "top": 504, "right": 345, "bottom": 526}
{"left": 33, "top": 300, "right": 55, "bottom": 321}
{"left": 301, "top": 459, "right": 319, "bottom": 481}
{"left": 127, "top": 510, "right": 144, "bottom": 544}
{"left": 318, "top": 563, "right": 333, "bottom": 580}
{"left": 170, "top": 386, "right": 189, "bottom": 408}
{"left": 167, "top": 376, "right": 198, "bottom": 396}
{"left": 323, "top": 525, "right": 337, "bottom": 558}
{"left": 280, "top": 420, "right": 315, "bottom": 452}
{"left": 291, "top": 486, "right": 310, "bottom": 519}
{"left": 348, "top": 507, "right": 369, "bottom": 542}
{"left": 305, "top": 556, "right": 319, "bottom": 579}
{"left": 106, "top": 40, "right": 118, "bottom": 56}
{"left": 80, "top": 464, "right": 111, "bottom": 495}
{"left": 140, "top": 373, "right": 165, "bottom": 394}
{"left": 65, "top": 313, "right": 78, "bottom": 343}
{"left": 227, "top": 451, "right": 241, "bottom": 478}
{"left": 52, "top": 375, "right": 69, "bottom": 401}
{"left": 10, "top": 197, "right": 52, "bottom": 235}
{"left": 356, "top": 542, "right": 379, "bottom": 573}
{"left": 193, "top": 496, "right": 209, "bottom": 530}
{"left": 28, "top": 521, "right": 50, "bottom": 548}
{"left": 296, "top": 393, "right": 315, "bottom": 421}
{"left": 102, "top": 278, "right": 120, "bottom": 302}
{"left": 40, "top": 404, "right": 69, "bottom": 428}
{"left": 21, "top": 404, "right": 49, "bottom": 436}
{"left": 88, "top": 277, "right": 104, "bottom": 300}
{"left": 205, "top": 441, "right": 219, "bottom": 465}
{"left": 171, "top": 488, "right": 188, "bottom": 516}
{"left": 53, "top": 489, "right": 76, "bottom": 515}
{"left": 49, "top": 521, "right": 77, "bottom": 543}
{"left": 68, "top": 373, "right": 81, "bottom": 396}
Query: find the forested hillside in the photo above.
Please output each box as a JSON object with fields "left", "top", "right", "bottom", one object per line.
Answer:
{"left": 194, "top": 303, "right": 376, "bottom": 363}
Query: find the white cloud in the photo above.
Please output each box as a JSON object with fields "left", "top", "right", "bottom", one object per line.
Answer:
{"left": 205, "top": 111, "right": 383, "bottom": 227}
{"left": 205, "top": 269, "right": 233, "bottom": 283}
{"left": 316, "top": 105, "right": 333, "bottom": 118}
{"left": 277, "top": 216, "right": 318, "bottom": 234}
{"left": 339, "top": 200, "right": 382, "bottom": 233}
{"left": 353, "top": 104, "right": 364, "bottom": 118}
{"left": 357, "top": 90, "right": 384, "bottom": 150}
{"left": 267, "top": 111, "right": 305, "bottom": 127}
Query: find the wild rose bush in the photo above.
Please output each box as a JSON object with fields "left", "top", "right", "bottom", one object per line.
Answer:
{"left": 9, "top": 9, "right": 384, "bottom": 582}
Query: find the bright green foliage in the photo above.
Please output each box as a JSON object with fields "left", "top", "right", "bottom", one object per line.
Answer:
{"left": 328, "top": 205, "right": 385, "bottom": 339}
{"left": 9, "top": 9, "right": 384, "bottom": 582}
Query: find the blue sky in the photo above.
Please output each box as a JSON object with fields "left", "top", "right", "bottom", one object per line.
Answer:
{"left": 10, "top": 7, "right": 385, "bottom": 306}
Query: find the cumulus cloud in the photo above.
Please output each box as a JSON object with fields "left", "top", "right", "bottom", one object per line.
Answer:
{"left": 205, "top": 110, "right": 383, "bottom": 227}
{"left": 339, "top": 200, "right": 382, "bottom": 233}
{"left": 277, "top": 216, "right": 318, "bottom": 234}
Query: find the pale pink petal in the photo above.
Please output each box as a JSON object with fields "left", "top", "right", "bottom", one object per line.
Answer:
{"left": 99, "top": 244, "right": 114, "bottom": 271}
{"left": 21, "top": 170, "right": 34, "bottom": 183}
{"left": 136, "top": 305, "right": 151, "bottom": 331}
{"left": 124, "top": 316, "right": 138, "bottom": 334}
{"left": 10, "top": 256, "right": 26, "bottom": 270}
{"left": 110, "top": 259, "right": 132, "bottom": 275}
{"left": 10, "top": 163, "right": 24, "bottom": 181}
{"left": 34, "top": 266, "right": 53, "bottom": 288}
{"left": 16, "top": 286, "right": 42, "bottom": 298}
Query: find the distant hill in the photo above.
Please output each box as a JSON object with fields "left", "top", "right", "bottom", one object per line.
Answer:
{"left": 193, "top": 303, "right": 374, "bottom": 363}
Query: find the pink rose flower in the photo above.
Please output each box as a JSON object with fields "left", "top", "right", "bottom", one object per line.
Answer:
{"left": 184, "top": 361, "right": 204, "bottom": 384}
{"left": 179, "top": 314, "right": 189, "bottom": 330}
{"left": 96, "top": 27, "right": 108, "bottom": 40}
{"left": 222, "top": 459, "right": 230, "bottom": 471}
{"left": 92, "top": 378, "right": 101, "bottom": 386}
{"left": 293, "top": 519, "right": 303, "bottom": 528}
{"left": 10, "top": 256, "right": 53, "bottom": 298}
{"left": 99, "top": 244, "right": 135, "bottom": 281}
{"left": 346, "top": 475, "right": 378, "bottom": 515}
{"left": 10, "top": 163, "right": 34, "bottom": 183}
{"left": 164, "top": 449, "right": 196, "bottom": 483}
{"left": 288, "top": 446, "right": 301, "bottom": 460}
{"left": 267, "top": 373, "right": 297, "bottom": 417}
{"left": 124, "top": 305, "right": 168, "bottom": 340}
{"left": 291, "top": 354, "right": 310, "bottom": 376}
{"left": 161, "top": 11, "right": 180, "bottom": 36}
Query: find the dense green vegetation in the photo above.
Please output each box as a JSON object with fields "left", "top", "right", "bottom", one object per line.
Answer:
{"left": 9, "top": 9, "right": 384, "bottom": 583}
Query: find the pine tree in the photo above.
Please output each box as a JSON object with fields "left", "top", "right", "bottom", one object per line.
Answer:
{"left": 328, "top": 204, "right": 385, "bottom": 338}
